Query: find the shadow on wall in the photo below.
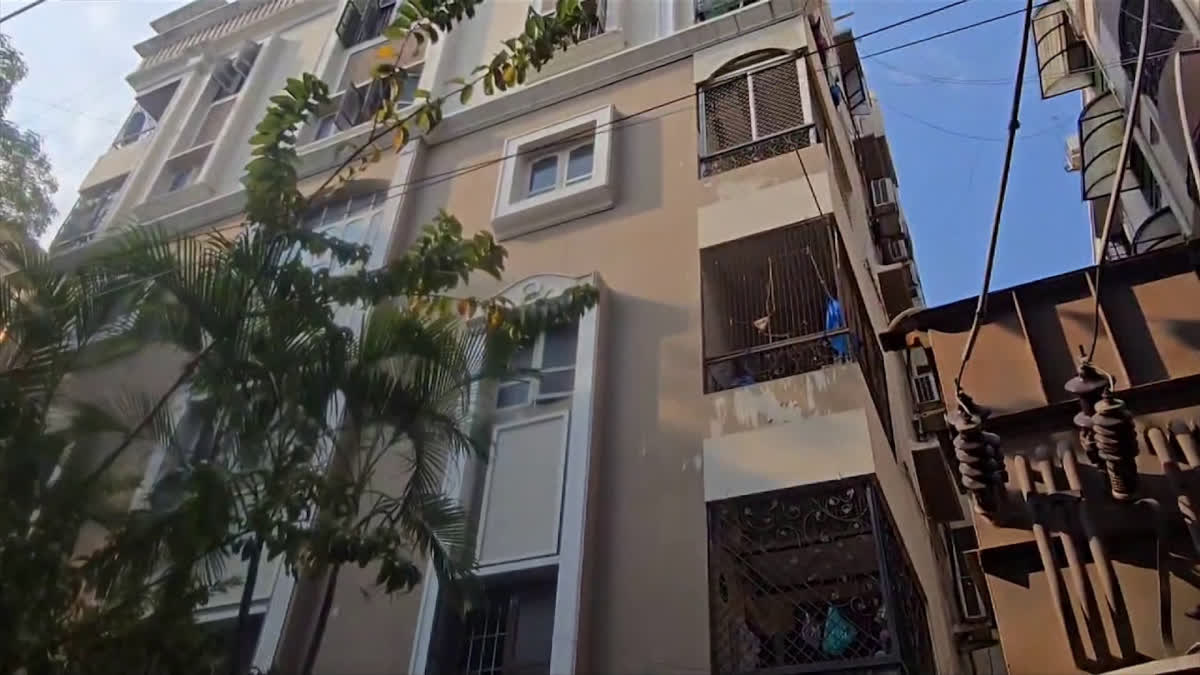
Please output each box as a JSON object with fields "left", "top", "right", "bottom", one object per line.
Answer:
{"left": 585, "top": 290, "right": 711, "bottom": 674}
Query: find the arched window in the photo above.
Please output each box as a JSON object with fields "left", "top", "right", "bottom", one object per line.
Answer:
{"left": 1119, "top": 0, "right": 1184, "bottom": 103}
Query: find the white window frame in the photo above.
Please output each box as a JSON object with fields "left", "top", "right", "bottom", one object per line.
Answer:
{"left": 870, "top": 177, "right": 895, "bottom": 207}
{"left": 496, "top": 321, "right": 579, "bottom": 411}
{"left": 523, "top": 140, "right": 595, "bottom": 200}
{"left": 212, "top": 42, "right": 260, "bottom": 100}
{"left": 491, "top": 105, "right": 615, "bottom": 239}
{"left": 912, "top": 370, "right": 939, "bottom": 405}
{"left": 309, "top": 62, "right": 424, "bottom": 143}
{"left": 299, "top": 189, "right": 389, "bottom": 271}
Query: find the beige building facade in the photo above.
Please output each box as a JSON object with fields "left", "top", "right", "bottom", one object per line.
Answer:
{"left": 55, "top": 0, "right": 992, "bottom": 672}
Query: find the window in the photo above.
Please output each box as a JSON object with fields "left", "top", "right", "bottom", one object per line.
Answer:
{"left": 912, "top": 369, "right": 938, "bottom": 404}
{"left": 528, "top": 156, "right": 558, "bottom": 197}
{"left": 114, "top": 108, "right": 154, "bottom": 148}
{"left": 1129, "top": 142, "right": 1163, "bottom": 210}
{"left": 496, "top": 320, "right": 579, "bottom": 410}
{"left": 491, "top": 106, "right": 615, "bottom": 239}
{"left": 313, "top": 65, "right": 422, "bottom": 141}
{"left": 947, "top": 526, "right": 988, "bottom": 621}
{"left": 167, "top": 165, "right": 196, "bottom": 192}
{"left": 336, "top": 0, "right": 397, "bottom": 48}
{"left": 699, "top": 56, "right": 812, "bottom": 176}
{"left": 870, "top": 177, "right": 895, "bottom": 207}
{"left": 212, "top": 42, "right": 260, "bottom": 99}
{"left": 297, "top": 189, "right": 388, "bottom": 270}
{"left": 429, "top": 577, "right": 555, "bottom": 675}
{"left": 522, "top": 141, "right": 594, "bottom": 200}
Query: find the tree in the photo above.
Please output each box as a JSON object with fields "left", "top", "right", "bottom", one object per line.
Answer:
{"left": 0, "top": 33, "right": 57, "bottom": 238}
{"left": 0, "top": 1, "right": 598, "bottom": 673}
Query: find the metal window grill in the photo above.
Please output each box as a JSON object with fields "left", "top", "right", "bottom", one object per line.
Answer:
{"left": 700, "top": 220, "right": 896, "bottom": 449}
{"left": 701, "top": 220, "right": 844, "bottom": 392}
{"left": 1119, "top": 0, "right": 1183, "bottom": 103}
{"left": 462, "top": 591, "right": 511, "bottom": 675}
{"left": 912, "top": 371, "right": 939, "bottom": 405}
{"left": 708, "top": 478, "right": 933, "bottom": 674}
{"left": 700, "top": 59, "right": 814, "bottom": 177}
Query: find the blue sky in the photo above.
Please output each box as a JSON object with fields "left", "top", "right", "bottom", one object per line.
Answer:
{"left": 4, "top": 0, "right": 1093, "bottom": 306}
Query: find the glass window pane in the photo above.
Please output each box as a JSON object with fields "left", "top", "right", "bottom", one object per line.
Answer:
{"left": 398, "top": 70, "right": 422, "bottom": 104}
{"left": 528, "top": 156, "right": 558, "bottom": 196}
{"left": 541, "top": 321, "right": 578, "bottom": 369}
{"left": 538, "top": 369, "right": 574, "bottom": 398}
{"left": 565, "top": 143, "right": 594, "bottom": 184}
{"left": 496, "top": 381, "right": 531, "bottom": 408}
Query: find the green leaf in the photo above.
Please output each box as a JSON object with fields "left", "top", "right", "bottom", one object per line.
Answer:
{"left": 458, "top": 83, "right": 473, "bottom": 105}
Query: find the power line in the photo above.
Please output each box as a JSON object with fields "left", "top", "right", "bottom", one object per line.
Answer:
{"left": 57, "top": 0, "right": 1047, "bottom": 259}
{"left": 0, "top": 0, "right": 48, "bottom": 25}
{"left": 954, "top": 0, "right": 1038, "bottom": 392}
{"left": 883, "top": 105, "right": 1069, "bottom": 142}
{"left": 872, "top": 47, "right": 1177, "bottom": 88}
{"left": 370, "top": 0, "right": 1054, "bottom": 206}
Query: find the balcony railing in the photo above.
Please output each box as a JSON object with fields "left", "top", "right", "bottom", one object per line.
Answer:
{"left": 707, "top": 477, "right": 936, "bottom": 674}
{"left": 701, "top": 219, "right": 894, "bottom": 446}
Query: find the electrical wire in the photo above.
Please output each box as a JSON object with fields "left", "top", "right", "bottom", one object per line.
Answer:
{"left": 371, "top": 0, "right": 1060, "bottom": 206}
{"left": 0, "top": 0, "right": 47, "bottom": 25}
{"left": 873, "top": 47, "right": 1177, "bottom": 87}
{"left": 1087, "top": 0, "right": 1152, "bottom": 362}
{"left": 53, "top": 0, "right": 1054, "bottom": 283}
{"left": 953, "top": 0, "right": 1037, "bottom": 393}
{"left": 883, "top": 105, "right": 1070, "bottom": 142}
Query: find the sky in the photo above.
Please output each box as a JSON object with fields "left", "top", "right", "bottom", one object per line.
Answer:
{"left": 2, "top": 0, "right": 1094, "bottom": 306}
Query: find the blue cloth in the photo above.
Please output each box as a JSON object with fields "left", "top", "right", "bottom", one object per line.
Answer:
{"left": 826, "top": 298, "right": 850, "bottom": 358}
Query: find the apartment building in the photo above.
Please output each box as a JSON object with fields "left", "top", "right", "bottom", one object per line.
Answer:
{"left": 54, "top": 0, "right": 980, "bottom": 672}
{"left": 1034, "top": 0, "right": 1200, "bottom": 259}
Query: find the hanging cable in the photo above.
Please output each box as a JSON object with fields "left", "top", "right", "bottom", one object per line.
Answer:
{"left": 953, "top": 0, "right": 1037, "bottom": 393}
{"left": 0, "top": 0, "right": 47, "bottom": 25}
{"left": 1086, "top": 0, "right": 1151, "bottom": 362}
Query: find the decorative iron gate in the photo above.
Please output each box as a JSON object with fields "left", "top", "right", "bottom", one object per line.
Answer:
{"left": 707, "top": 477, "right": 935, "bottom": 674}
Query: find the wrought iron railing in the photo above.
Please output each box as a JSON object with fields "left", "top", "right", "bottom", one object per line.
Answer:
{"left": 708, "top": 478, "right": 935, "bottom": 674}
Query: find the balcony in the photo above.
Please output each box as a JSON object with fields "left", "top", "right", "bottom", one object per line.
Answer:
{"left": 51, "top": 179, "right": 124, "bottom": 252}
{"left": 700, "top": 219, "right": 892, "bottom": 442}
{"left": 694, "top": 0, "right": 764, "bottom": 23}
{"left": 708, "top": 477, "right": 936, "bottom": 674}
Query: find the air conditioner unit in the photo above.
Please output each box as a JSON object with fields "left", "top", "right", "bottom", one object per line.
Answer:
{"left": 1065, "top": 134, "right": 1082, "bottom": 172}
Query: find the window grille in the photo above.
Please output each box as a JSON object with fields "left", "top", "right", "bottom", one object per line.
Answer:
{"left": 700, "top": 58, "right": 813, "bottom": 176}
{"left": 913, "top": 371, "right": 939, "bottom": 404}
{"left": 708, "top": 479, "right": 935, "bottom": 674}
